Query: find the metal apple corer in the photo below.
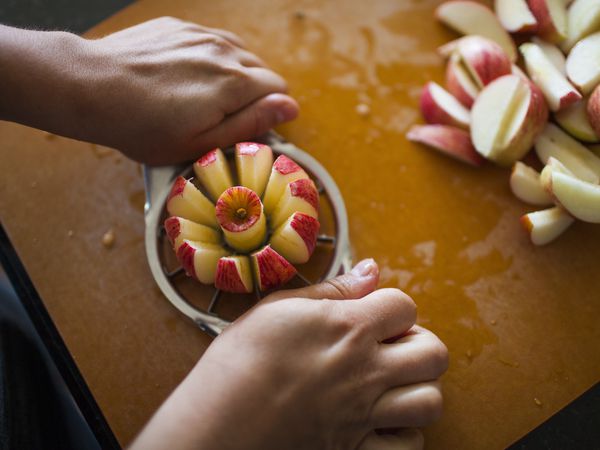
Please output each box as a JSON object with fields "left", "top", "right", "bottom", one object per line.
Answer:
{"left": 143, "top": 132, "right": 352, "bottom": 337}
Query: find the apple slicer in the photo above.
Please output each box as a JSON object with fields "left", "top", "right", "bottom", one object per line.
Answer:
{"left": 143, "top": 132, "right": 352, "bottom": 337}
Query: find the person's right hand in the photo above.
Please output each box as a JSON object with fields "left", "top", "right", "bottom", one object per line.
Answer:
{"left": 132, "top": 259, "right": 448, "bottom": 450}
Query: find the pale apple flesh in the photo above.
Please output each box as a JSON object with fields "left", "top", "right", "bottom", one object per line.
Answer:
{"left": 270, "top": 212, "right": 320, "bottom": 264}
{"left": 555, "top": 98, "right": 599, "bottom": 143}
{"left": 452, "top": 35, "right": 512, "bottom": 88}
{"left": 420, "top": 82, "right": 470, "bottom": 129}
{"left": 520, "top": 206, "right": 575, "bottom": 245}
{"left": 164, "top": 216, "right": 221, "bottom": 251}
{"left": 561, "top": 0, "right": 600, "bottom": 51}
{"left": 177, "top": 240, "right": 230, "bottom": 284}
{"left": 539, "top": 157, "right": 575, "bottom": 192}
{"left": 565, "top": 32, "right": 600, "bottom": 95}
{"left": 407, "top": 124, "right": 485, "bottom": 166}
{"left": 445, "top": 53, "right": 479, "bottom": 107}
{"left": 215, "top": 255, "right": 254, "bottom": 293}
{"left": 527, "top": 0, "right": 568, "bottom": 43}
{"left": 251, "top": 245, "right": 297, "bottom": 292}
{"left": 510, "top": 162, "right": 553, "bottom": 205}
{"left": 271, "top": 178, "right": 319, "bottom": 229}
{"left": 494, "top": 0, "right": 538, "bottom": 33}
{"left": 235, "top": 142, "right": 274, "bottom": 197}
{"left": 531, "top": 37, "right": 566, "bottom": 75}
{"left": 193, "top": 148, "right": 234, "bottom": 201}
{"left": 547, "top": 171, "right": 600, "bottom": 223}
{"left": 262, "top": 155, "right": 309, "bottom": 215}
{"left": 216, "top": 186, "right": 267, "bottom": 253}
{"left": 166, "top": 176, "right": 218, "bottom": 228}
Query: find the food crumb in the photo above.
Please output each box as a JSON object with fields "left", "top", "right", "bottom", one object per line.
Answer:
{"left": 102, "top": 229, "right": 116, "bottom": 248}
{"left": 499, "top": 358, "right": 519, "bottom": 368}
{"left": 466, "top": 349, "right": 473, "bottom": 359}
{"left": 67, "top": 230, "right": 74, "bottom": 238}
{"left": 31, "top": 181, "right": 37, "bottom": 188}
{"left": 490, "top": 319, "right": 497, "bottom": 325}
{"left": 293, "top": 10, "right": 306, "bottom": 20}
{"left": 355, "top": 103, "right": 371, "bottom": 117}
{"left": 44, "top": 132, "right": 55, "bottom": 141}
{"left": 533, "top": 397, "right": 542, "bottom": 407}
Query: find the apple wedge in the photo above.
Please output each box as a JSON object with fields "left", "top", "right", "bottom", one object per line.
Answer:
{"left": 164, "top": 216, "right": 221, "bottom": 251}
{"left": 555, "top": 98, "right": 599, "bottom": 143}
{"left": 451, "top": 36, "right": 512, "bottom": 88}
{"left": 534, "top": 123, "right": 600, "bottom": 181}
{"left": 565, "top": 32, "right": 600, "bottom": 96}
{"left": 262, "top": 155, "right": 310, "bottom": 215}
{"left": 235, "top": 142, "right": 274, "bottom": 197}
{"left": 270, "top": 178, "right": 319, "bottom": 229}
{"left": 546, "top": 170, "right": 600, "bottom": 223}
{"left": 521, "top": 43, "right": 582, "bottom": 112}
{"left": 527, "top": 0, "right": 568, "bottom": 43}
{"left": 531, "top": 37, "right": 566, "bottom": 74}
{"left": 193, "top": 148, "right": 233, "bottom": 201}
{"left": 539, "top": 156, "right": 575, "bottom": 192}
{"left": 215, "top": 255, "right": 254, "bottom": 293}
{"left": 471, "top": 74, "right": 548, "bottom": 165}
{"left": 511, "top": 64, "right": 529, "bottom": 81}
{"left": 420, "top": 82, "right": 470, "bottom": 129}
{"left": 270, "top": 212, "right": 320, "bottom": 264}
{"left": 495, "top": 0, "right": 538, "bottom": 33}
{"left": 521, "top": 206, "right": 575, "bottom": 245}
{"left": 166, "top": 177, "right": 218, "bottom": 228}
{"left": 435, "top": 0, "right": 517, "bottom": 61}
{"left": 406, "top": 124, "right": 485, "bottom": 166}
{"left": 177, "top": 240, "right": 230, "bottom": 284}
{"left": 445, "top": 53, "right": 479, "bottom": 107}
{"left": 216, "top": 186, "right": 267, "bottom": 253}
{"left": 561, "top": 0, "right": 600, "bottom": 51}
{"left": 588, "top": 85, "right": 600, "bottom": 137}
{"left": 510, "top": 162, "right": 553, "bottom": 205}
{"left": 251, "top": 245, "right": 297, "bottom": 291}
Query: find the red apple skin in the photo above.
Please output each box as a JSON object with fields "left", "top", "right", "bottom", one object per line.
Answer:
{"left": 457, "top": 36, "right": 512, "bottom": 86}
{"left": 587, "top": 85, "right": 600, "bottom": 137}
{"left": 289, "top": 179, "right": 319, "bottom": 211}
{"left": 167, "top": 176, "right": 187, "bottom": 201}
{"left": 420, "top": 82, "right": 468, "bottom": 128}
{"left": 273, "top": 155, "right": 303, "bottom": 175}
{"left": 164, "top": 217, "right": 181, "bottom": 246}
{"left": 177, "top": 241, "right": 197, "bottom": 280}
{"left": 407, "top": 124, "right": 485, "bottom": 166}
{"left": 253, "top": 246, "right": 297, "bottom": 291}
{"left": 445, "top": 61, "right": 476, "bottom": 108}
{"left": 527, "top": 0, "right": 564, "bottom": 44}
{"left": 196, "top": 148, "right": 218, "bottom": 167}
{"left": 510, "top": 80, "right": 549, "bottom": 159}
{"left": 290, "top": 213, "right": 320, "bottom": 257}
{"left": 559, "top": 90, "right": 583, "bottom": 112}
{"left": 215, "top": 258, "right": 250, "bottom": 293}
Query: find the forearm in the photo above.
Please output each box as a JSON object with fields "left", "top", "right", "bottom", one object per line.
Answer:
{"left": 0, "top": 25, "right": 92, "bottom": 136}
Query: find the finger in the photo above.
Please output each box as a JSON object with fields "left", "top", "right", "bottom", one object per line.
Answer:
{"left": 377, "top": 326, "right": 449, "bottom": 387}
{"left": 358, "top": 429, "right": 424, "bottom": 450}
{"left": 265, "top": 259, "right": 380, "bottom": 302}
{"left": 184, "top": 22, "right": 247, "bottom": 48}
{"left": 370, "top": 381, "right": 443, "bottom": 429}
{"left": 192, "top": 93, "right": 298, "bottom": 150}
{"left": 345, "top": 288, "right": 416, "bottom": 342}
{"left": 235, "top": 48, "right": 267, "bottom": 68}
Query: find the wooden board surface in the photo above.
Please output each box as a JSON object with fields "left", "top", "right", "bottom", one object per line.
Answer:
{"left": 1, "top": 0, "right": 599, "bottom": 448}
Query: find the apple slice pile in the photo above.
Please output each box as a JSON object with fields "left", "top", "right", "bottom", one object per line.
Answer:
{"left": 164, "top": 144, "right": 320, "bottom": 293}
{"left": 407, "top": 0, "right": 600, "bottom": 245}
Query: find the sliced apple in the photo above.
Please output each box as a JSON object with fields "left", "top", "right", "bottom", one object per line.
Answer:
{"left": 565, "top": 32, "right": 600, "bottom": 96}
{"left": 510, "top": 162, "right": 553, "bottom": 205}
{"left": 420, "top": 82, "right": 470, "bottom": 129}
{"left": 534, "top": 123, "right": 600, "bottom": 181}
{"left": 445, "top": 52, "right": 479, "bottom": 107}
{"left": 235, "top": 142, "right": 274, "bottom": 197}
{"left": 521, "top": 43, "right": 582, "bottom": 112}
{"left": 270, "top": 178, "right": 319, "bottom": 229}
{"left": 452, "top": 36, "right": 512, "bottom": 88}
{"left": 588, "top": 85, "right": 600, "bottom": 137}
{"left": 215, "top": 255, "right": 253, "bottom": 293}
{"left": 531, "top": 37, "right": 566, "bottom": 74}
{"left": 251, "top": 245, "right": 297, "bottom": 291}
{"left": 495, "top": 0, "right": 538, "bottom": 33}
{"left": 406, "top": 124, "right": 485, "bottom": 166}
{"left": 435, "top": 0, "right": 517, "bottom": 61}
{"left": 262, "top": 155, "right": 310, "bottom": 215}
{"left": 547, "top": 170, "right": 600, "bottom": 223}
{"left": 164, "top": 216, "right": 221, "bottom": 251}
{"left": 177, "top": 240, "right": 230, "bottom": 284}
{"left": 166, "top": 176, "right": 218, "bottom": 228}
{"left": 589, "top": 144, "right": 600, "bottom": 158}
{"left": 539, "top": 156, "right": 575, "bottom": 192}
{"left": 527, "top": 0, "right": 568, "bottom": 43}
{"left": 471, "top": 74, "right": 548, "bottom": 165}
{"left": 555, "top": 98, "right": 599, "bottom": 143}
{"left": 520, "top": 206, "right": 575, "bottom": 245}
{"left": 561, "top": 0, "right": 600, "bottom": 51}
{"left": 193, "top": 148, "right": 233, "bottom": 201}
{"left": 270, "top": 212, "right": 320, "bottom": 264}
{"left": 216, "top": 186, "right": 267, "bottom": 253}
{"left": 511, "top": 64, "right": 529, "bottom": 81}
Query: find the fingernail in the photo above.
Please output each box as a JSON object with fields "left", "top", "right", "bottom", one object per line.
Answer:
{"left": 350, "top": 258, "right": 376, "bottom": 278}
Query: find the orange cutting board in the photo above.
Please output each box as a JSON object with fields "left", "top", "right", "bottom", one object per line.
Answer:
{"left": 1, "top": 0, "right": 599, "bottom": 448}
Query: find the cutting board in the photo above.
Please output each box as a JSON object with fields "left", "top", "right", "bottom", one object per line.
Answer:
{"left": 1, "top": 0, "right": 599, "bottom": 448}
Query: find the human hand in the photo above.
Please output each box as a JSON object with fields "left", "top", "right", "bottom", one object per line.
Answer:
{"left": 132, "top": 259, "right": 448, "bottom": 450}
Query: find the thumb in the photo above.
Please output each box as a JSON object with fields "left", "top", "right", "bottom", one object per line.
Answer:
{"left": 192, "top": 93, "right": 299, "bottom": 150}
{"left": 265, "top": 259, "right": 379, "bottom": 302}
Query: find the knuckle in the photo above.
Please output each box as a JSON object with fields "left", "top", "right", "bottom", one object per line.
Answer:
{"left": 324, "top": 277, "right": 354, "bottom": 299}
